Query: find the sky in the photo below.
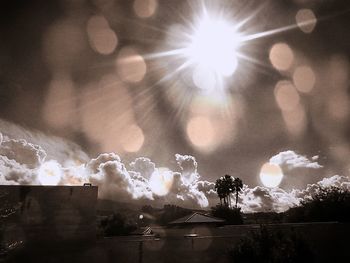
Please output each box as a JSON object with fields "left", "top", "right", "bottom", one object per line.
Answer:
{"left": 1, "top": 0, "right": 350, "bottom": 211}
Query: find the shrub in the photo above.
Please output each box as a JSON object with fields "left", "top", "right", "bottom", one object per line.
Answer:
{"left": 286, "top": 186, "right": 350, "bottom": 223}
{"left": 228, "top": 226, "right": 314, "bottom": 263}
{"left": 100, "top": 213, "right": 137, "bottom": 236}
{"left": 211, "top": 205, "right": 243, "bottom": 224}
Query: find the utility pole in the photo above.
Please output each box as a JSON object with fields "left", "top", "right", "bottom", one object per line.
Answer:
{"left": 138, "top": 240, "right": 143, "bottom": 263}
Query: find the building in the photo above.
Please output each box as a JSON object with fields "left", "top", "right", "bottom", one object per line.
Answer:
{"left": 168, "top": 212, "right": 225, "bottom": 227}
{"left": 0, "top": 185, "right": 98, "bottom": 245}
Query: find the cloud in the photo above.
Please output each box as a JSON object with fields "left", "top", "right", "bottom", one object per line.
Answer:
{"left": 197, "top": 180, "right": 217, "bottom": 199}
{"left": 269, "top": 150, "right": 323, "bottom": 170}
{"left": 0, "top": 119, "right": 89, "bottom": 167}
{"left": 162, "top": 171, "right": 210, "bottom": 208}
{"left": 129, "top": 157, "right": 155, "bottom": 180}
{"left": 293, "top": 175, "right": 350, "bottom": 201}
{"left": 239, "top": 185, "right": 299, "bottom": 213}
{"left": 0, "top": 139, "right": 46, "bottom": 169}
{"left": 0, "top": 155, "right": 37, "bottom": 185}
{"left": 87, "top": 153, "right": 153, "bottom": 201}
{"left": 1, "top": 130, "right": 348, "bottom": 211}
{"left": 175, "top": 154, "right": 199, "bottom": 184}
{"left": 0, "top": 134, "right": 211, "bottom": 208}
{"left": 238, "top": 174, "right": 350, "bottom": 213}
{"left": 0, "top": 137, "right": 46, "bottom": 185}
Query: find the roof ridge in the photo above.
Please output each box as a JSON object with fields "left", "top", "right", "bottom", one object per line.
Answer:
{"left": 185, "top": 212, "right": 198, "bottom": 222}
{"left": 192, "top": 212, "right": 224, "bottom": 221}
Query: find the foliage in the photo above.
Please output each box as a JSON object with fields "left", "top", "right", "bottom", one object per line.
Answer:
{"left": 228, "top": 226, "right": 314, "bottom": 263}
{"left": 215, "top": 175, "right": 231, "bottom": 207}
{"left": 141, "top": 205, "right": 154, "bottom": 214}
{"left": 233, "top": 177, "right": 243, "bottom": 208}
{"left": 100, "top": 213, "right": 137, "bottom": 236}
{"left": 211, "top": 205, "right": 243, "bottom": 225}
{"left": 215, "top": 175, "right": 243, "bottom": 208}
{"left": 286, "top": 186, "right": 350, "bottom": 223}
{"left": 244, "top": 212, "right": 284, "bottom": 225}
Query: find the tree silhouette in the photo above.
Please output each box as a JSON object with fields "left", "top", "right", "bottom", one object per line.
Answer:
{"left": 233, "top": 177, "right": 243, "bottom": 208}
{"left": 215, "top": 175, "right": 235, "bottom": 208}
{"left": 215, "top": 175, "right": 243, "bottom": 208}
{"left": 215, "top": 178, "right": 226, "bottom": 206}
{"left": 286, "top": 186, "right": 350, "bottom": 223}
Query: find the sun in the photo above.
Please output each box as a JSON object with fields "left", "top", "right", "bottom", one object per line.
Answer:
{"left": 149, "top": 5, "right": 248, "bottom": 93}
{"left": 38, "top": 161, "right": 62, "bottom": 185}
{"left": 259, "top": 163, "right": 284, "bottom": 188}
{"left": 184, "top": 14, "right": 242, "bottom": 78}
{"left": 149, "top": 168, "right": 174, "bottom": 196}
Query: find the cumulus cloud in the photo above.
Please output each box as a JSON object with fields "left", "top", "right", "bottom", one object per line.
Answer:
{"left": 0, "top": 137, "right": 47, "bottom": 185}
{"left": 0, "top": 155, "right": 37, "bottom": 185}
{"left": 269, "top": 150, "right": 323, "bottom": 170}
{"left": 293, "top": 175, "right": 350, "bottom": 201}
{"left": 162, "top": 171, "right": 210, "bottom": 208}
{"left": 0, "top": 133, "right": 212, "bottom": 208}
{"left": 175, "top": 154, "right": 199, "bottom": 184}
{"left": 238, "top": 174, "right": 350, "bottom": 213}
{"left": 87, "top": 153, "right": 153, "bottom": 201}
{"left": 129, "top": 157, "right": 155, "bottom": 180}
{"left": 1, "top": 129, "right": 348, "bottom": 211}
{"left": 239, "top": 185, "right": 299, "bottom": 213}
{"left": 0, "top": 139, "right": 46, "bottom": 169}
{"left": 197, "top": 180, "right": 216, "bottom": 199}
{"left": 0, "top": 119, "right": 89, "bottom": 167}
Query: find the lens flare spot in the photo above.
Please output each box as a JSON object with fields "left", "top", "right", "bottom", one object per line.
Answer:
{"left": 133, "top": 0, "right": 158, "bottom": 18}
{"left": 259, "top": 163, "right": 284, "bottom": 188}
{"left": 295, "top": 9, "right": 317, "bottom": 34}
{"left": 120, "top": 124, "right": 145, "bottom": 153}
{"left": 116, "top": 47, "right": 147, "bottom": 83}
{"left": 87, "top": 15, "right": 118, "bottom": 55}
{"left": 186, "top": 116, "right": 215, "bottom": 149}
{"left": 293, "top": 65, "right": 316, "bottom": 93}
{"left": 328, "top": 94, "right": 349, "bottom": 121}
{"left": 43, "top": 20, "right": 85, "bottom": 70}
{"left": 269, "top": 43, "right": 294, "bottom": 71}
{"left": 282, "top": 104, "right": 307, "bottom": 137}
{"left": 79, "top": 75, "right": 135, "bottom": 153}
{"left": 43, "top": 74, "right": 77, "bottom": 129}
{"left": 149, "top": 168, "right": 173, "bottom": 196}
{"left": 38, "top": 161, "right": 63, "bottom": 186}
{"left": 274, "top": 80, "right": 300, "bottom": 112}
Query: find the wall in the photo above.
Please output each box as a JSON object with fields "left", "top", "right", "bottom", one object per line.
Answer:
{"left": 0, "top": 185, "right": 98, "bottom": 244}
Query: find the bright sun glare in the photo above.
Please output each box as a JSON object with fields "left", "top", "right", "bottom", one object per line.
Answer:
{"left": 184, "top": 15, "right": 241, "bottom": 78}
{"left": 259, "top": 163, "right": 284, "bottom": 188}
{"left": 38, "top": 161, "right": 62, "bottom": 186}
{"left": 149, "top": 168, "right": 174, "bottom": 196}
{"left": 152, "top": 1, "right": 318, "bottom": 94}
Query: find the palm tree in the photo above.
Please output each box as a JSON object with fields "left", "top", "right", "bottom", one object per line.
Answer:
{"left": 215, "top": 178, "right": 226, "bottom": 206}
{"left": 215, "top": 175, "right": 235, "bottom": 208}
{"left": 222, "top": 174, "right": 234, "bottom": 208}
{"left": 233, "top": 177, "right": 243, "bottom": 208}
